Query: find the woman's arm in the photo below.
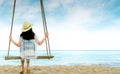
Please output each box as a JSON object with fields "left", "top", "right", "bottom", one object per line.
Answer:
{"left": 35, "top": 32, "right": 48, "bottom": 46}
{"left": 9, "top": 36, "right": 21, "bottom": 47}
{"left": 38, "top": 37, "right": 46, "bottom": 45}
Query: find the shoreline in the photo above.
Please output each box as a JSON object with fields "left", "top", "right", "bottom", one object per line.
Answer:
{"left": 0, "top": 65, "right": 120, "bottom": 74}
{"left": 1, "top": 63, "right": 120, "bottom": 67}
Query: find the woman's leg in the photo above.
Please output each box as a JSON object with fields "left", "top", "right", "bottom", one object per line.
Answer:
{"left": 20, "top": 59, "right": 24, "bottom": 74}
{"left": 26, "top": 59, "right": 30, "bottom": 74}
{"left": 21, "top": 58, "right": 25, "bottom": 71}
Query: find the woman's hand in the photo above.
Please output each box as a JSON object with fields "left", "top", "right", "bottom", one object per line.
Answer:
{"left": 9, "top": 35, "right": 12, "bottom": 41}
{"left": 45, "top": 32, "right": 49, "bottom": 38}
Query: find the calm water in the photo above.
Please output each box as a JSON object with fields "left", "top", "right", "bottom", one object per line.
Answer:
{"left": 0, "top": 50, "right": 120, "bottom": 66}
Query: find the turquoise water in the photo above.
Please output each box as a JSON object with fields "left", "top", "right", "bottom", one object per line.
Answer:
{"left": 0, "top": 50, "right": 120, "bottom": 66}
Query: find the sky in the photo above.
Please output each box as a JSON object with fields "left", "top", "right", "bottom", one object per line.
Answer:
{"left": 0, "top": 0, "right": 120, "bottom": 50}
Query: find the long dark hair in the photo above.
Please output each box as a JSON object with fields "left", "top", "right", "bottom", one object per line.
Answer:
{"left": 20, "top": 28, "right": 35, "bottom": 40}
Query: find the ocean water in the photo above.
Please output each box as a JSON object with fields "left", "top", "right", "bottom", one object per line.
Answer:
{"left": 0, "top": 50, "right": 120, "bottom": 66}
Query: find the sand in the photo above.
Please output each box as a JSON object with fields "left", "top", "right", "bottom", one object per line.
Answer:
{"left": 0, "top": 65, "right": 120, "bottom": 74}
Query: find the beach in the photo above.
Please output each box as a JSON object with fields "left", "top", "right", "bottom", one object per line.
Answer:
{"left": 1, "top": 50, "right": 120, "bottom": 74}
{"left": 0, "top": 65, "right": 120, "bottom": 74}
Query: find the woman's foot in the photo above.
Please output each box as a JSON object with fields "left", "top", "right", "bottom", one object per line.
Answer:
{"left": 26, "top": 69, "right": 30, "bottom": 74}
{"left": 20, "top": 70, "right": 24, "bottom": 74}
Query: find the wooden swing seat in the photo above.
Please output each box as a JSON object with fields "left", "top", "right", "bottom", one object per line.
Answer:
{"left": 5, "top": 55, "right": 54, "bottom": 60}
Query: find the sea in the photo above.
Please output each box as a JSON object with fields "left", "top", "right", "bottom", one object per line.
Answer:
{"left": 0, "top": 50, "right": 120, "bottom": 66}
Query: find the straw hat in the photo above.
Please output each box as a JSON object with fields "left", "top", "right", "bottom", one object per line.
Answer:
{"left": 22, "top": 21, "right": 32, "bottom": 32}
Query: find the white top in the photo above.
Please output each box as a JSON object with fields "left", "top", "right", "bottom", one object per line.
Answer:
{"left": 20, "top": 35, "right": 39, "bottom": 59}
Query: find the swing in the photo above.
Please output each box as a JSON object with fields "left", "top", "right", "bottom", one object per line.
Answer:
{"left": 5, "top": 0, "right": 54, "bottom": 60}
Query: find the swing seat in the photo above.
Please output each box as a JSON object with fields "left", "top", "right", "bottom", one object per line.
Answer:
{"left": 5, "top": 55, "right": 54, "bottom": 60}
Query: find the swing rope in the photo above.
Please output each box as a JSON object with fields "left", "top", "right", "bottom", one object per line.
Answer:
{"left": 7, "top": 0, "right": 16, "bottom": 57}
{"left": 40, "top": 0, "right": 51, "bottom": 56}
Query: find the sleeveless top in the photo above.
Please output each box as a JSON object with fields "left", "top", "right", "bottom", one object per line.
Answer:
{"left": 20, "top": 36, "right": 38, "bottom": 59}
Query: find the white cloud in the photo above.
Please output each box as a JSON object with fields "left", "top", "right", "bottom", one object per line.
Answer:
{"left": 44, "top": 0, "right": 120, "bottom": 50}
{"left": 45, "top": 0, "right": 60, "bottom": 12}
{"left": 0, "top": 23, "right": 10, "bottom": 50}
{"left": 49, "top": 25, "right": 120, "bottom": 50}
{"left": 2, "top": 24, "right": 120, "bottom": 50}
{"left": 44, "top": 0, "right": 113, "bottom": 28}
{"left": 12, "top": 0, "right": 41, "bottom": 21}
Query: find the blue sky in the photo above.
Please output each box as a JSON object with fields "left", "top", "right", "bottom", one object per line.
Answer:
{"left": 0, "top": 0, "right": 120, "bottom": 50}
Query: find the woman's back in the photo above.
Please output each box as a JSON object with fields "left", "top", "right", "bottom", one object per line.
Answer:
{"left": 20, "top": 38, "right": 36, "bottom": 59}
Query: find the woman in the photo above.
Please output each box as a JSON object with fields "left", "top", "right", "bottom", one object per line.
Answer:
{"left": 9, "top": 21, "right": 48, "bottom": 74}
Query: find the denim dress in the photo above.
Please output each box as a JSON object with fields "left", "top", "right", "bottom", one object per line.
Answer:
{"left": 20, "top": 38, "right": 37, "bottom": 59}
